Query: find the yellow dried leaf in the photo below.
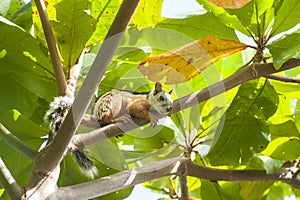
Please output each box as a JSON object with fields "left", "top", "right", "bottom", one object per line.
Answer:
{"left": 138, "top": 34, "right": 247, "bottom": 84}
{"left": 208, "top": 0, "right": 251, "bottom": 9}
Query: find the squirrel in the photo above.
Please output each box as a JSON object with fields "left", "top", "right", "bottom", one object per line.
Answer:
{"left": 44, "top": 96, "right": 98, "bottom": 178}
{"left": 94, "top": 82, "right": 173, "bottom": 130}
{"left": 44, "top": 82, "right": 173, "bottom": 178}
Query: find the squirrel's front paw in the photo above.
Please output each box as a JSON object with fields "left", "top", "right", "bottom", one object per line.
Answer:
{"left": 149, "top": 116, "right": 158, "bottom": 128}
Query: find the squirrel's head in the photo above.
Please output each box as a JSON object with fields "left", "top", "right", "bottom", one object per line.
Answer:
{"left": 147, "top": 82, "right": 173, "bottom": 114}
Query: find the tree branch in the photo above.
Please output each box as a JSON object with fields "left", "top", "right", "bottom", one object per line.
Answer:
{"left": 57, "top": 157, "right": 185, "bottom": 199}
{"left": 0, "top": 158, "right": 23, "bottom": 199}
{"left": 56, "top": 156, "right": 300, "bottom": 199}
{"left": 265, "top": 74, "right": 300, "bottom": 83}
{"left": 26, "top": 0, "right": 140, "bottom": 188}
{"left": 73, "top": 59, "right": 300, "bottom": 148}
{"left": 179, "top": 176, "right": 189, "bottom": 200}
{"left": 0, "top": 123, "right": 37, "bottom": 161}
{"left": 34, "top": 0, "right": 67, "bottom": 96}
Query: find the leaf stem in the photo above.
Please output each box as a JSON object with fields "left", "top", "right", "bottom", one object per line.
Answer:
{"left": 0, "top": 123, "right": 37, "bottom": 161}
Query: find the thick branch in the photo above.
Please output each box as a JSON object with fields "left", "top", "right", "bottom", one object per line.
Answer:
{"left": 179, "top": 176, "right": 189, "bottom": 200}
{"left": 27, "top": 0, "right": 140, "bottom": 188}
{"left": 34, "top": 0, "right": 67, "bottom": 96}
{"left": 0, "top": 158, "right": 23, "bottom": 199}
{"left": 57, "top": 157, "right": 185, "bottom": 199}
{"left": 57, "top": 156, "right": 300, "bottom": 199}
{"left": 0, "top": 123, "right": 37, "bottom": 161}
{"left": 73, "top": 59, "right": 300, "bottom": 148}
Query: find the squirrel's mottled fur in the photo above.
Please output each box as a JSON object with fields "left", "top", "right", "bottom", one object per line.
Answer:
{"left": 94, "top": 82, "right": 173, "bottom": 130}
{"left": 44, "top": 82, "right": 173, "bottom": 178}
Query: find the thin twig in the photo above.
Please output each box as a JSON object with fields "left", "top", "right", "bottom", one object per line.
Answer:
{"left": 0, "top": 158, "right": 23, "bottom": 199}
{"left": 34, "top": 0, "right": 67, "bottom": 96}
{"left": 265, "top": 74, "right": 300, "bottom": 83}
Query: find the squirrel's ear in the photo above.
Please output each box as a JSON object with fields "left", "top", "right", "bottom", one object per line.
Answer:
{"left": 155, "top": 82, "right": 162, "bottom": 93}
{"left": 169, "top": 89, "right": 173, "bottom": 94}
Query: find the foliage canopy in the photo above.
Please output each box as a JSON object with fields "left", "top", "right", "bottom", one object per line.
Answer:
{"left": 0, "top": 0, "right": 300, "bottom": 199}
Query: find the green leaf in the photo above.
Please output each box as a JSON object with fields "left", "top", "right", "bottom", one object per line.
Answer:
{"left": 201, "top": 180, "right": 227, "bottom": 200}
{"left": 86, "top": 0, "right": 120, "bottom": 45}
{"left": 207, "top": 79, "right": 279, "bottom": 165}
{"left": 0, "top": 0, "right": 25, "bottom": 19}
{"left": 0, "top": 19, "right": 56, "bottom": 101}
{"left": 270, "top": 120, "right": 300, "bottom": 139}
{"left": 268, "top": 33, "right": 300, "bottom": 69}
{"left": 239, "top": 181, "right": 274, "bottom": 200}
{"left": 11, "top": 2, "right": 33, "bottom": 31}
{"left": 262, "top": 137, "right": 300, "bottom": 160}
{"left": 131, "top": 0, "right": 163, "bottom": 28}
{"left": 271, "top": 0, "right": 300, "bottom": 36}
{"left": 157, "top": 13, "right": 238, "bottom": 41}
{"left": 197, "top": 0, "right": 249, "bottom": 36}
{"left": 50, "top": 0, "right": 97, "bottom": 68}
{"left": 226, "top": 0, "right": 274, "bottom": 36}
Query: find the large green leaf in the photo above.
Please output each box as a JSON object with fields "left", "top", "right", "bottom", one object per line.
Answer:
{"left": 197, "top": 0, "right": 249, "bottom": 36}
{"left": 225, "top": 0, "right": 274, "bottom": 36}
{"left": 0, "top": 19, "right": 56, "bottom": 102}
{"left": 50, "top": 0, "right": 97, "bottom": 68}
{"left": 268, "top": 33, "right": 300, "bottom": 69}
{"left": 271, "top": 0, "right": 300, "bottom": 36}
{"left": 157, "top": 13, "right": 238, "bottom": 41}
{"left": 207, "top": 79, "right": 279, "bottom": 165}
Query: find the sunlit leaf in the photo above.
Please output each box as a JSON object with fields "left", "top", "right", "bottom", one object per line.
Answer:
{"left": 138, "top": 34, "right": 247, "bottom": 84}
{"left": 208, "top": 0, "right": 251, "bottom": 9}
{"left": 132, "top": 0, "right": 163, "bottom": 28}
{"left": 262, "top": 137, "right": 300, "bottom": 160}
{"left": 271, "top": 0, "right": 300, "bottom": 36}
{"left": 86, "top": 0, "right": 121, "bottom": 45}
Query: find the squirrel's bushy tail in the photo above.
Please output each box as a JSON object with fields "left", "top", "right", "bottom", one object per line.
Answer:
{"left": 44, "top": 96, "right": 98, "bottom": 179}
{"left": 73, "top": 149, "right": 98, "bottom": 179}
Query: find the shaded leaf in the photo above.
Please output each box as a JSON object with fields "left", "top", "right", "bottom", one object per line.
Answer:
{"left": 51, "top": 0, "right": 97, "bottom": 68}
{"left": 262, "top": 137, "right": 300, "bottom": 160}
{"left": 239, "top": 182, "right": 273, "bottom": 200}
{"left": 0, "top": 19, "right": 56, "bottom": 102}
{"left": 268, "top": 33, "right": 300, "bottom": 69}
{"left": 270, "top": 120, "right": 300, "bottom": 139}
{"left": 207, "top": 79, "right": 279, "bottom": 165}
{"left": 138, "top": 34, "right": 247, "bottom": 84}
{"left": 208, "top": 0, "right": 251, "bottom": 9}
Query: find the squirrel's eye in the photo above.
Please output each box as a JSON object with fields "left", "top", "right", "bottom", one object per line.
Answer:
{"left": 159, "top": 96, "right": 165, "bottom": 101}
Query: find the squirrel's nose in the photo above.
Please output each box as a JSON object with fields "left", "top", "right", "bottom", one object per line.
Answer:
{"left": 166, "top": 107, "right": 172, "bottom": 112}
